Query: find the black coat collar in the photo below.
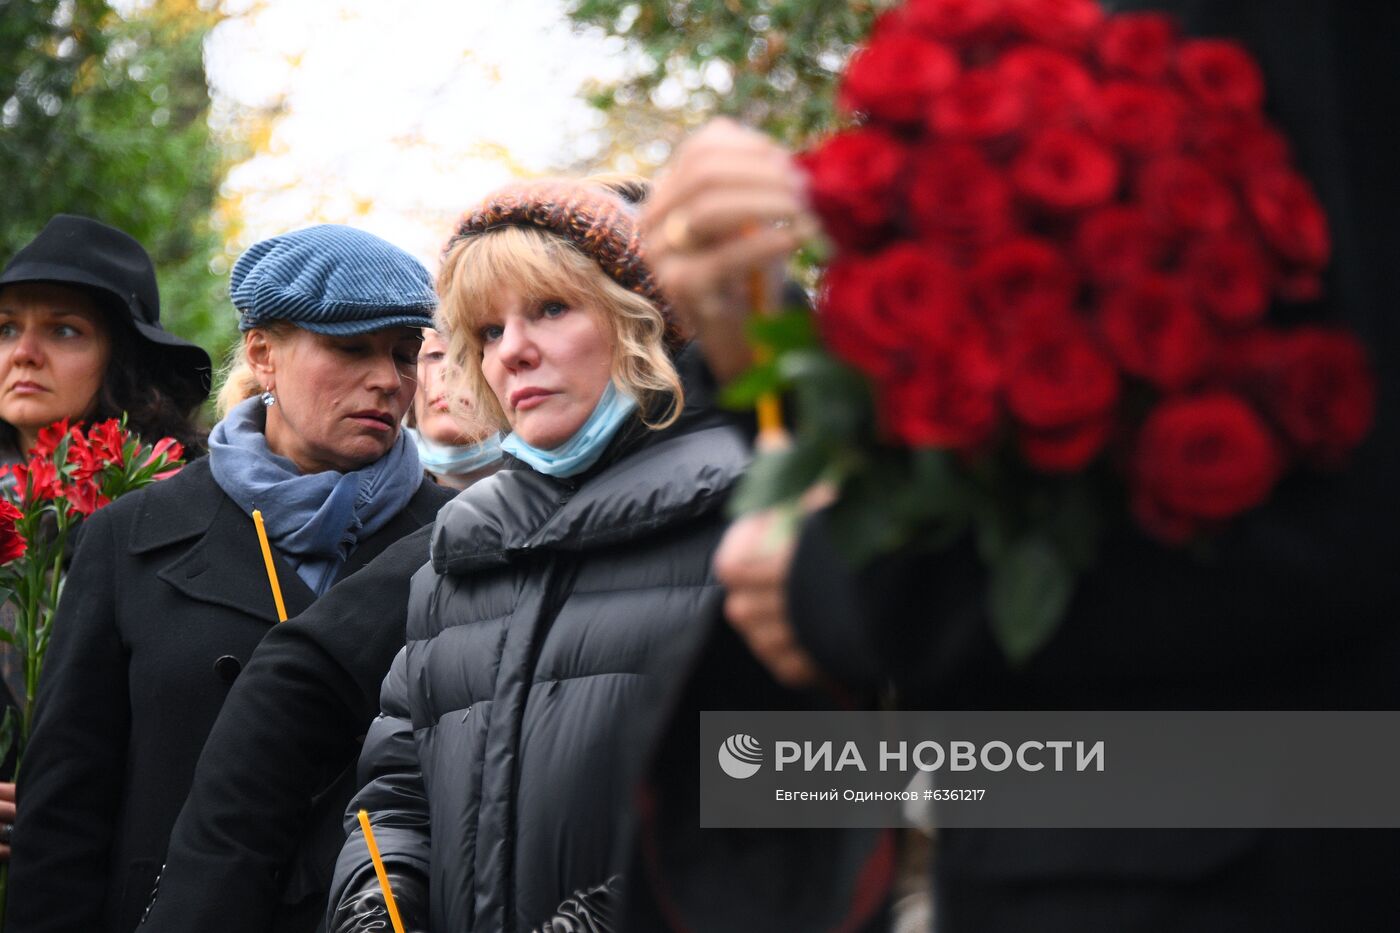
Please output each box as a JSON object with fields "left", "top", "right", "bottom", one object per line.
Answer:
{"left": 127, "top": 458, "right": 447, "bottom": 625}
{"left": 432, "top": 422, "right": 748, "bottom": 575}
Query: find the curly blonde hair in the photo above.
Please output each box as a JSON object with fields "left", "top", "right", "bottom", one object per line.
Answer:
{"left": 436, "top": 186, "right": 682, "bottom": 434}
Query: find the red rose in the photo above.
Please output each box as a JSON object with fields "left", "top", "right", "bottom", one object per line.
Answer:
{"left": 1100, "top": 275, "right": 1213, "bottom": 391}
{"left": 1174, "top": 39, "right": 1266, "bottom": 112}
{"left": 1090, "top": 81, "right": 1186, "bottom": 155}
{"left": 1182, "top": 233, "right": 1272, "bottom": 327}
{"left": 1005, "top": 319, "right": 1119, "bottom": 470}
{"left": 908, "top": 143, "right": 1014, "bottom": 252}
{"left": 879, "top": 309, "right": 1002, "bottom": 450}
{"left": 840, "top": 34, "right": 959, "bottom": 126}
{"left": 1074, "top": 205, "right": 1171, "bottom": 284}
{"left": 1245, "top": 328, "right": 1376, "bottom": 467}
{"left": 1275, "top": 270, "right": 1323, "bottom": 304}
{"left": 800, "top": 128, "right": 909, "bottom": 251}
{"left": 1130, "top": 392, "right": 1282, "bottom": 543}
{"left": 1021, "top": 417, "right": 1114, "bottom": 472}
{"left": 929, "top": 68, "right": 1026, "bottom": 141}
{"left": 820, "top": 244, "right": 967, "bottom": 382}
{"left": 0, "top": 498, "right": 26, "bottom": 564}
{"left": 1138, "top": 156, "right": 1237, "bottom": 233}
{"left": 1096, "top": 12, "right": 1176, "bottom": 81}
{"left": 1188, "top": 112, "right": 1290, "bottom": 180}
{"left": 997, "top": 46, "right": 1097, "bottom": 127}
{"left": 820, "top": 257, "right": 892, "bottom": 380}
{"left": 968, "top": 236, "right": 1077, "bottom": 339}
{"left": 1004, "top": 0, "right": 1104, "bottom": 50}
{"left": 1011, "top": 128, "right": 1120, "bottom": 211}
{"left": 899, "top": 0, "right": 1006, "bottom": 41}
{"left": 1244, "top": 167, "right": 1330, "bottom": 269}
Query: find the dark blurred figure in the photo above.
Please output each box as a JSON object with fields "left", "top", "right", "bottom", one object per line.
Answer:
{"left": 0, "top": 214, "right": 210, "bottom": 862}
{"left": 643, "top": 2, "right": 1400, "bottom": 930}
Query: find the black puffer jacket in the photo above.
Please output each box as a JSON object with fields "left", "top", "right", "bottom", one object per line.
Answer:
{"left": 329, "top": 403, "right": 748, "bottom": 932}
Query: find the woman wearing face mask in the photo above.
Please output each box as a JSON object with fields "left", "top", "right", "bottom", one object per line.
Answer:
{"left": 404, "top": 328, "right": 502, "bottom": 489}
{"left": 7, "top": 225, "right": 455, "bottom": 933}
{"left": 326, "top": 178, "right": 750, "bottom": 933}
{"left": 0, "top": 214, "right": 210, "bottom": 862}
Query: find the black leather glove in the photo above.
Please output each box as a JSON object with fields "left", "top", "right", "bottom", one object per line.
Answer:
{"left": 329, "top": 870, "right": 429, "bottom": 933}
{"left": 532, "top": 876, "right": 623, "bottom": 933}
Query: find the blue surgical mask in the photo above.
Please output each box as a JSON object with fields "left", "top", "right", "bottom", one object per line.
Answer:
{"left": 405, "top": 427, "right": 503, "bottom": 476}
{"left": 501, "top": 381, "right": 637, "bottom": 478}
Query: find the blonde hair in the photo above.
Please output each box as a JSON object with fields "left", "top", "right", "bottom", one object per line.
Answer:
{"left": 214, "top": 322, "right": 295, "bottom": 418}
{"left": 436, "top": 218, "right": 682, "bottom": 434}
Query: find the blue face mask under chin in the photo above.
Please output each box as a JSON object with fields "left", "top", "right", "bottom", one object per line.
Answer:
{"left": 405, "top": 427, "right": 503, "bottom": 475}
{"left": 500, "top": 381, "right": 638, "bottom": 478}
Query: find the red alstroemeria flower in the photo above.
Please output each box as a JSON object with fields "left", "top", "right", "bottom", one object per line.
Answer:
{"left": 63, "top": 478, "right": 112, "bottom": 518}
{"left": 31, "top": 419, "right": 76, "bottom": 459}
{"left": 9, "top": 457, "right": 62, "bottom": 506}
{"left": 87, "top": 418, "right": 128, "bottom": 467}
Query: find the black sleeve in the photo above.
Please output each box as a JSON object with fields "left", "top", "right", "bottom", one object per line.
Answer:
{"left": 138, "top": 526, "right": 433, "bottom": 933}
{"left": 8, "top": 510, "right": 127, "bottom": 933}
{"left": 327, "top": 646, "right": 431, "bottom": 925}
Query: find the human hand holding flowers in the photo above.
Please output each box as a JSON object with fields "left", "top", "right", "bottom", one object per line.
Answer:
{"left": 727, "top": 0, "right": 1378, "bottom": 664}
{"left": 641, "top": 118, "right": 818, "bottom": 383}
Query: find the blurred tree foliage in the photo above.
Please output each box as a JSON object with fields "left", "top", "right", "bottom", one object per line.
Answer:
{"left": 566, "top": 0, "right": 884, "bottom": 173}
{"left": 0, "top": 0, "right": 235, "bottom": 359}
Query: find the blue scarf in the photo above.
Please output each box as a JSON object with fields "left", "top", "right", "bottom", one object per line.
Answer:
{"left": 208, "top": 397, "right": 423, "bottom": 595}
{"left": 404, "top": 427, "right": 503, "bottom": 476}
{"left": 500, "top": 381, "right": 637, "bottom": 478}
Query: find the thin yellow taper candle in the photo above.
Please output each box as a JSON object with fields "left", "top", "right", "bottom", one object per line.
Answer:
{"left": 250, "top": 509, "right": 288, "bottom": 623}
{"left": 749, "top": 265, "right": 785, "bottom": 439}
{"left": 357, "top": 809, "right": 407, "bottom": 933}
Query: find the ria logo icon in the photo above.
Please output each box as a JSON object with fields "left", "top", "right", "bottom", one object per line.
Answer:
{"left": 718, "top": 733, "right": 763, "bottom": 779}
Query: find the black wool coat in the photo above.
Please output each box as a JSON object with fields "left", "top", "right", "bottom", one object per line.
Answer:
{"left": 7, "top": 456, "right": 451, "bottom": 933}
{"left": 138, "top": 524, "right": 439, "bottom": 933}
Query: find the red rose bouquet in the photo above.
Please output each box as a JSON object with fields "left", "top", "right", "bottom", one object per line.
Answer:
{"left": 731, "top": 0, "right": 1376, "bottom": 661}
{"left": 0, "top": 419, "right": 185, "bottom": 773}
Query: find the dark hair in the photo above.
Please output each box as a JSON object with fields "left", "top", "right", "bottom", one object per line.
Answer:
{"left": 0, "top": 292, "right": 208, "bottom": 457}
{"left": 92, "top": 316, "right": 208, "bottom": 454}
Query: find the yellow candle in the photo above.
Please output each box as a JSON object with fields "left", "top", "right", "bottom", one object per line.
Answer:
{"left": 357, "top": 809, "right": 407, "bottom": 933}
{"left": 251, "top": 509, "right": 288, "bottom": 623}
{"left": 749, "top": 265, "right": 785, "bottom": 441}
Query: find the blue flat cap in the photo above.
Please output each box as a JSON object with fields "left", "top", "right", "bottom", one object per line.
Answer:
{"left": 231, "top": 224, "right": 436, "bottom": 335}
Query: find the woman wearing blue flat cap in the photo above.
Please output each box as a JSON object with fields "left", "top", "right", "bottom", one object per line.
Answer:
{"left": 7, "top": 225, "right": 455, "bottom": 933}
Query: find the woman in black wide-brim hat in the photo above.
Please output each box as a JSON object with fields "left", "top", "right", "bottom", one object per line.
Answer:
{"left": 0, "top": 214, "right": 212, "bottom": 465}
{"left": 6, "top": 222, "right": 455, "bottom": 933}
{"left": 0, "top": 214, "right": 211, "bottom": 862}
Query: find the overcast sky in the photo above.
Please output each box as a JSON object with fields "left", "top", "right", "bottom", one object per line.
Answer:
{"left": 196, "top": 0, "right": 638, "bottom": 269}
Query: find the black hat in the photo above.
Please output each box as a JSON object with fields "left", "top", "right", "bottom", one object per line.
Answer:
{"left": 0, "top": 214, "right": 213, "bottom": 407}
